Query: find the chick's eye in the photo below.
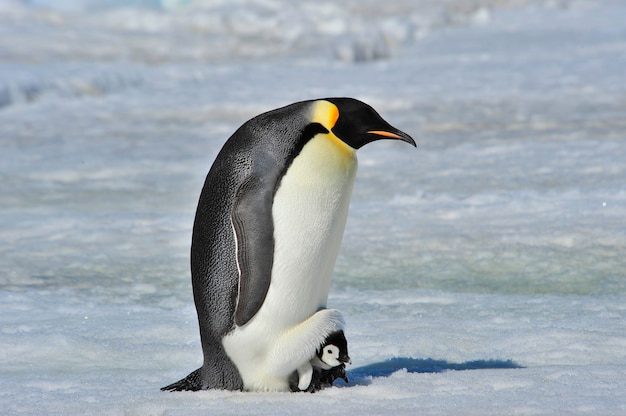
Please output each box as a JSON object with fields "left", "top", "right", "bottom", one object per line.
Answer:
{"left": 327, "top": 349, "right": 333, "bottom": 354}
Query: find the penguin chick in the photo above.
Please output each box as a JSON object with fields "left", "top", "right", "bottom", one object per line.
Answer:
{"left": 295, "top": 330, "right": 351, "bottom": 391}
{"left": 313, "top": 330, "right": 351, "bottom": 370}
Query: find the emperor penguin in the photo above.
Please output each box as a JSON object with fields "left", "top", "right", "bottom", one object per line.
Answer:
{"left": 162, "top": 98, "right": 415, "bottom": 392}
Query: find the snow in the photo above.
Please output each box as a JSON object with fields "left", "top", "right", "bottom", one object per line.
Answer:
{"left": 1, "top": 0, "right": 626, "bottom": 414}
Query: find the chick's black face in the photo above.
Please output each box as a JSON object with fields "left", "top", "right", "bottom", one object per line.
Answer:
{"left": 327, "top": 97, "right": 416, "bottom": 149}
{"left": 322, "top": 330, "right": 351, "bottom": 364}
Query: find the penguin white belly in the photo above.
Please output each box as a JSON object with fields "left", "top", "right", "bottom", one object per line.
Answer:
{"left": 223, "top": 133, "right": 357, "bottom": 391}
{"left": 263, "top": 133, "right": 357, "bottom": 326}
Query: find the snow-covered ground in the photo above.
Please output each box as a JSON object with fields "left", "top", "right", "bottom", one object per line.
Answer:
{"left": 1, "top": 0, "right": 625, "bottom": 414}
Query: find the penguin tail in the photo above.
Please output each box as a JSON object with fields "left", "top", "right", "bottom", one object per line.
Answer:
{"left": 161, "top": 368, "right": 204, "bottom": 392}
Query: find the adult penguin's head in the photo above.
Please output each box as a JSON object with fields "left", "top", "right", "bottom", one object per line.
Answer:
{"left": 322, "top": 97, "right": 416, "bottom": 149}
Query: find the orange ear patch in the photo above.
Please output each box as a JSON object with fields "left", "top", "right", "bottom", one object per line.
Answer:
{"left": 311, "top": 100, "right": 340, "bottom": 130}
{"left": 328, "top": 103, "right": 339, "bottom": 128}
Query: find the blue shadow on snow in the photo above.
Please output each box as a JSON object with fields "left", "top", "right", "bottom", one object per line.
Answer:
{"left": 342, "top": 357, "right": 524, "bottom": 386}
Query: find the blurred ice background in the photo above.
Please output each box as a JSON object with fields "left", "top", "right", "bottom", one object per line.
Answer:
{"left": 1, "top": 0, "right": 625, "bottom": 414}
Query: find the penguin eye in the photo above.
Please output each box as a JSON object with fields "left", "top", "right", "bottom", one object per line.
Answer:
{"left": 327, "top": 349, "right": 333, "bottom": 354}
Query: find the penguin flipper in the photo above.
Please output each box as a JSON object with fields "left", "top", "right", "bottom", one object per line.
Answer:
{"left": 296, "top": 361, "right": 314, "bottom": 391}
{"left": 231, "top": 172, "right": 276, "bottom": 327}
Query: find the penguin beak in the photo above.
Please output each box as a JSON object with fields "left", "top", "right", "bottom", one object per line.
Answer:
{"left": 367, "top": 129, "right": 416, "bottom": 147}
{"left": 340, "top": 354, "right": 352, "bottom": 365}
